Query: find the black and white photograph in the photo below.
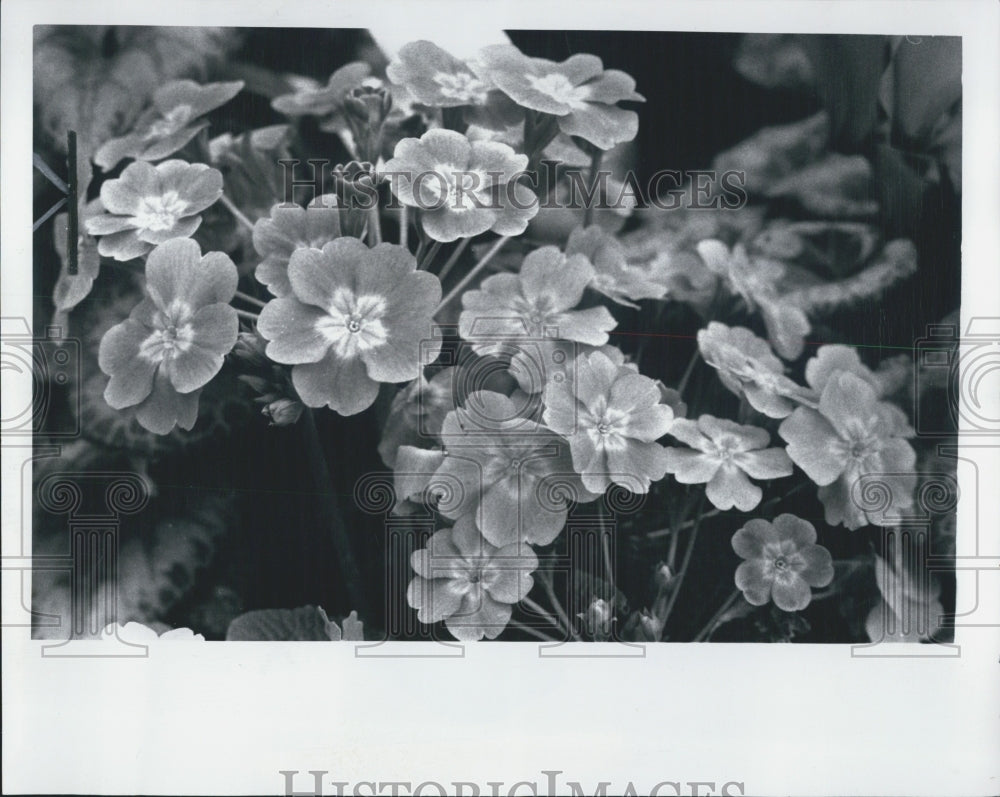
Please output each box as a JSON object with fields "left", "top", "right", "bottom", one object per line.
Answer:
{"left": 3, "top": 2, "right": 999, "bottom": 795}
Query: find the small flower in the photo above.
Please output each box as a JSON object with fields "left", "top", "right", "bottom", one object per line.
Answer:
{"left": 431, "top": 390, "right": 598, "bottom": 547}
{"left": 459, "top": 246, "right": 617, "bottom": 357}
{"left": 256, "top": 239, "right": 442, "bottom": 416}
{"left": 386, "top": 40, "right": 523, "bottom": 131}
{"left": 95, "top": 79, "right": 244, "bottom": 171}
{"left": 477, "top": 45, "right": 644, "bottom": 150}
{"left": 271, "top": 62, "right": 372, "bottom": 117}
{"left": 697, "top": 322, "right": 806, "bottom": 418}
{"left": 252, "top": 194, "right": 344, "bottom": 297}
{"left": 779, "top": 372, "right": 917, "bottom": 529}
{"left": 383, "top": 128, "right": 538, "bottom": 242}
{"left": 86, "top": 160, "right": 223, "bottom": 261}
{"left": 695, "top": 239, "right": 810, "bottom": 360}
{"left": 407, "top": 515, "right": 538, "bottom": 641}
{"left": 565, "top": 225, "right": 667, "bottom": 307}
{"left": 543, "top": 350, "right": 674, "bottom": 494}
{"left": 665, "top": 415, "right": 793, "bottom": 512}
{"left": 577, "top": 596, "right": 614, "bottom": 640}
{"left": 98, "top": 238, "right": 238, "bottom": 435}
{"left": 732, "top": 514, "right": 834, "bottom": 612}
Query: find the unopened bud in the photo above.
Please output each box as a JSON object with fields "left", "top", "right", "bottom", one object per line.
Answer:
{"left": 577, "top": 596, "right": 614, "bottom": 640}
{"left": 262, "top": 397, "right": 304, "bottom": 427}
{"left": 654, "top": 561, "right": 673, "bottom": 589}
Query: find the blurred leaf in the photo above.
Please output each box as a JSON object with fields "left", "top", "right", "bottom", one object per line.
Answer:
{"left": 226, "top": 605, "right": 365, "bottom": 641}
{"left": 891, "top": 37, "right": 961, "bottom": 147}
{"left": 734, "top": 34, "right": 814, "bottom": 91}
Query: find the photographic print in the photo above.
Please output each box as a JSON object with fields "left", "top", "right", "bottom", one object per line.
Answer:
{"left": 26, "top": 26, "right": 964, "bottom": 645}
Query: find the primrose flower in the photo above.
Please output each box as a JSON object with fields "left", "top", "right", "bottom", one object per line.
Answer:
{"left": 271, "top": 62, "right": 372, "bottom": 117}
{"left": 94, "top": 79, "right": 244, "bottom": 171}
{"left": 407, "top": 515, "right": 538, "bottom": 641}
{"left": 732, "top": 514, "right": 834, "bottom": 612}
{"left": 86, "top": 159, "right": 223, "bottom": 261}
{"left": 543, "top": 350, "right": 674, "bottom": 494}
{"left": 252, "top": 194, "right": 345, "bottom": 297}
{"left": 508, "top": 340, "right": 633, "bottom": 396}
{"left": 566, "top": 225, "right": 667, "bottom": 307}
{"left": 697, "top": 322, "right": 806, "bottom": 418}
{"left": 779, "top": 372, "right": 917, "bottom": 529}
{"left": 383, "top": 128, "right": 538, "bottom": 242}
{"left": 477, "top": 45, "right": 644, "bottom": 150}
{"left": 665, "top": 415, "right": 793, "bottom": 512}
{"left": 695, "top": 239, "right": 810, "bottom": 360}
{"left": 98, "top": 238, "right": 239, "bottom": 435}
{"left": 386, "top": 40, "right": 523, "bottom": 131}
{"left": 459, "top": 246, "right": 617, "bottom": 357}
{"left": 430, "top": 390, "right": 599, "bottom": 547}
{"left": 256, "top": 239, "right": 442, "bottom": 416}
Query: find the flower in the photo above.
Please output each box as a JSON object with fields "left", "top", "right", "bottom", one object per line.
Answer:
{"left": 459, "top": 246, "right": 617, "bottom": 357}
{"left": 256, "top": 238, "right": 442, "bottom": 416}
{"left": 95, "top": 79, "right": 244, "bottom": 171}
{"left": 779, "top": 372, "right": 917, "bottom": 529}
{"left": 508, "top": 340, "right": 633, "bottom": 395}
{"left": 430, "top": 390, "right": 599, "bottom": 546}
{"left": 665, "top": 415, "right": 793, "bottom": 512}
{"left": 98, "top": 238, "right": 239, "bottom": 434}
{"left": 543, "top": 350, "right": 674, "bottom": 494}
{"left": 252, "top": 194, "right": 345, "bottom": 297}
{"left": 732, "top": 514, "right": 834, "bottom": 612}
{"left": 565, "top": 225, "right": 667, "bottom": 307}
{"left": 477, "top": 45, "right": 644, "bottom": 150}
{"left": 85, "top": 159, "right": 223, "bottom": 261}
{"left": 577, "top": 596, "right": 614, "bottom": 640}
{"left": 695, "top": 239, "right": 810, "bottom": 360}
{"left": 386, "top": 40, "right": 523, "bottom": 131}
{"left": 382, "top": 128, "right": 538, "bottom": 242}
{"left": 406, "top": 515, "right": 538, "bottom": 641}
{"left": 697, "top": 322, "right": 806, "bottom": 418}
{"left": 271, "top": 62, "right": 372, "bottom": 117}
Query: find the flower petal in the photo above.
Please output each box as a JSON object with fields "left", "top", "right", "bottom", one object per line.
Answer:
{"left": 134, "top": 369, "right": 200, "bottom": 434}
{"left": 734, "top": 560, "right": 772, "bottom": 606}
{"left": 291, "top": 350, "right": 380, "bottom": 415}
{"left": 557, "top": 102, "right": 639, "bottom": 150}
{"left": 733, "top": 447, "right": 793, "bottom": 480}
{"left": 771, "top": 575, "right": 812, "bottom": 612}
{"left": 258, "top": 298, "right": 333, "bottom": 364}
{"left": 779, "top": 407, "right": 847, "bottom": 486}
{"left": 706, "top": 464, "right": 763, "bottom": 511}
{"left": 664, "top": 449, "right": 718, "bottom": 484}
{"left": 145, "top": 239, "right": 237, "bottom": 310}
{"left": 98, "top": 319, "right": 158, "bottom": 408}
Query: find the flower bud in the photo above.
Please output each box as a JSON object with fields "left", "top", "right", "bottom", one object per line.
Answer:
{"left": 577, "top": 596, "right": 614, "bottom": 640}
{"left": 262, "top": 397, "right": 304, "bottom": 427}
{"left": 654, "top": 561, "right": 673, "bottom": 590}
{"left": 331, "top": 160, "right": 377, "bottom": 238}
{"left": 343, "top": 78, "right": 393, "bottom": 162}
{"left": 638, "top": 609, "right": 664, "bottom": 641}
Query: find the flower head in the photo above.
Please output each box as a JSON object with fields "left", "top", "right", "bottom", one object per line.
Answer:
{"left": 86, "top": 159, "right": 223, "bottom": 261}
{"left": 256, "top": 238, "right": 442, "bottom": 416}
{"left": 407, "top": 515, "right": 538, "bottom": 641}
{"left": 779, "top": 372, "right": 917, "bottom": 529}
{"left": 543, "top": 350, "right": 674, "bottom": 494}
{"left": 732, "top": 514, "right": 834, "bottom": 612}
{"left": 430, "top": 390, "right": 598, "bottom": 547}
{"left": 95, "top": 79, "right": 244, "bottom": 171}
{"left": 252, "top": 194, "right": 345, "bottom": 297}
{"left": 98, "top": 238, "right": 239, "bottom": 434}
{"left": 697, "top": 322, "right": 806, "bottom": 418}
{"left": 459, "top": 246, "right": 617, "bottom": 357}
{"left": 271, "top": 62, "right": 372, "bottom": 117}
{"left": 665, "top": 415, "right": 793, "bottom": 511}
{"left": 477, "top": 45, "right": 644, "bottom": 150}
{"left": 386, "top": 40, "right": 523, "bottom": 131}
{"left": 566, "top": 225, "right": 667, "bottom": 307}
{"left": 383, "top": 128, "right": 538, "bottom": 242}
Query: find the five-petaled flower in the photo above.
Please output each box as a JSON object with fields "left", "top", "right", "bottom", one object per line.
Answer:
{"left": 566, "top": 225, "right": 667, "bottom": 307}
{"left": 665, "top": 415, "right": 793, "bottom": 512}
{"left": 98, "top": 238, "right": 239, "bottom": 435}
{"left": 407, "top": 515, "right": 538, "bottom": 641}
{"left": 732, "top": 514, "right": 834, "bottom": 612}
{"left": 543, "top": 350, "right": 674, "bottom": 494}
{"left": 383, "top": 128, "right": 538, "bottom": 242}
{"left": 256, "top": 238, "right": 442, "bottom": 416}
{"left": 386, "top": 40, "right": 522, "bottom": 131}
{"left": 459, "top": 245, "right": 617, "bottom": 357}
{"left": 779, "top": 372, "right": 917, "bottom": 529}
{"left": 697, "top": 322, "right": 806, "bottom": 418}
{"left": 477, "top": 45, "right": 645, "bottom": 150}
{"left": 95, "top": 80, "right": 244, "bottom": 171}
{"left": 85, "top": 159, "right": 224, "bottom": 261}
{"left": 252, "top": 194, "right": 345, "bottom": 297}
{"left": 427, "top": 390, "right": 599, "bottom": 547}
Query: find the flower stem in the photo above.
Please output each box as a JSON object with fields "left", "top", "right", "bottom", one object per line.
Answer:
{"left": 435, "top": 238, "right": 470, "bottom": 284}
{"left": 234, "top": 308, "right": 259, "bottom": 322}
{"left": 234, "top": 290, "right": 266, "bottom": 309}
{"left": 521, "top": 596, "right": 565, "bottom": 635}
{"left": 419, "top": 240, "right": 442, "bottom": 270}
{"left": 658, "top": 494, "right": 705, "bottom": 633}
{"left": 693, "top": 589, "right": 741, "bottom": 642}
{"left": 582, "top": 149, "right": 604, "bottom": 228}
{"left": 220, "top": 193, "right": 255, "bottom": 232}
{"left": 368, "top": 205, "right": 382, "bottom": 247}
{"left": 434, "top": 235, "right": 509, "bottom": 316}
{"left": 597, "top": 498, "right": 615, "bottom": 592}
{"left": 676, "top": 346, "right": 700, "bottom": 397}
{"left": 301, "top": 409, "right": 369, "bottom": 619}
{"left": 510, "top": 619, "right": 557, "bottom": 642}
{"left": 540, "top": 568, "right": 582, "bottom": 641}
{"left": 398, "top": 205, "right": 408, "bottom": 249}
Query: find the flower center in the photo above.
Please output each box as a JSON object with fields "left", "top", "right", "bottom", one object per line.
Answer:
{"left": 317, "top": 289, "right": 389, "bottom": 359}
{"left": 427, "top": 163, "right": 490, "bottom": 212}
{"left": 144, "top": 104, "right": 194, "bottom": 140}
{"left": 133, "top": 191, "right": 188, "bottom": 232}
{"left": 526, "top": 72, "right": 590, "bottom": 109}
{"left": 773, "top": 556, "right": 788, "bottom": 571}
{"left": 432, "top": 71, "right": 489, "bottom": 104}
{"left": 138, "top": 311, "right": 195, "bottom": 363}
{"left": 596, "top": 421, "right": 611, "bottom": 435}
